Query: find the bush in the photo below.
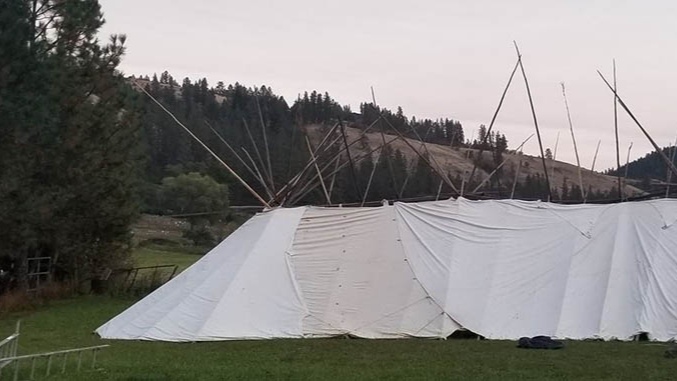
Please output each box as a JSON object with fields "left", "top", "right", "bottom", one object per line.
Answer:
{"left": 183, "top": 226, "right": 216, "bottom": 246}
{"left": 0, "top": 282, "right": 76, "bottom": 316}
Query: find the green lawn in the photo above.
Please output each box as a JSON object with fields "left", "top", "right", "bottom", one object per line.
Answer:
{"left": 1, "top": 246, "right": 676, "bottom": 380}
{"left": 1, "top": 296, "right": 676, "bottom": 380}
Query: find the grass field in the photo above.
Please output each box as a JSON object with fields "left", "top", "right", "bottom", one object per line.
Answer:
{"left": 1, "top": 296, "right": 676, "bottom": 380}
{"left": 1, "top": 245, "right": 676, "bottom": 380}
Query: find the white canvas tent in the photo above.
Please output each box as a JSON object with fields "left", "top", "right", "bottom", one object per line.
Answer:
{"left": 97, "top": 198, "right": 677, "bottom": 342}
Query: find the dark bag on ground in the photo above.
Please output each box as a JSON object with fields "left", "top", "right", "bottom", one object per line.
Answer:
{"left": 517, "top": 336, "right": 564, "bottom": 349}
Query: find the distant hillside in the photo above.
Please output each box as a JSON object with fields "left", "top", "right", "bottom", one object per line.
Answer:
{"left": 608, "top": 146, "right": 677, "bottom": 192}
{"left": 131, "top": 71, "right": 643, "bottom": 206}
{"left": 308, "top": 125, "right": 642, "bottom": 200}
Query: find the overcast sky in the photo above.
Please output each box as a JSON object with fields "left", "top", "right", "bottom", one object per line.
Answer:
{"left": 98, "top": 0, "right": 677, "bottom": 171}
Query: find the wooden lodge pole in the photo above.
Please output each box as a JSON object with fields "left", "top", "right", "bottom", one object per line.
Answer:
{"left": 561, "top": 83, "right": 586, "bottom": 201}
{"left": 598, "top": 71, "right": 677, "bottom": 180}
{"left": 137, "top": 85, "right": 271, "bottom": 208}
{"left": 613, "top": 60, "right": 623, "bottom": 199}
{"left": 515, "top": 42, "right": 553, "bottom": 200}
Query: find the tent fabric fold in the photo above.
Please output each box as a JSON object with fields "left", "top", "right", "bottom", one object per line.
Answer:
{"left": 396, "top": 198, "right": 677, "bottom": 341}
{"left": 288, "top": 206, "right": 459, "bottom": 338}
{"left": 97, "top": 198, "right": 677, "bottom": 342}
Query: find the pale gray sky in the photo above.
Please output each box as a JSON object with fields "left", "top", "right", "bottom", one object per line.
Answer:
{"left": 99, "top": 0, "right": 677, "bottom": 171}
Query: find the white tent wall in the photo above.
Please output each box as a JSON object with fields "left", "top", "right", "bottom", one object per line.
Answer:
{"left": 96, "top": 207, "right": 308, "bottom": 341}
{"left": 97, "top": 198, "right": 677, "bottom": 342}
{"left": 395, "top": 198, "right": 677, "bottom": 341}
{"left": 288, "top": 206, "right": 459, "bottom": 338}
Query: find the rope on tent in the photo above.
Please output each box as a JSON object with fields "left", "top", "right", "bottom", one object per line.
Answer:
{"left": 646, "top": 201, "right": 671, "bottom": 230}
{"left": 413, "top": 311, "right": 455, "bottom": 337}
{"left": 348, "top": 296, "right": 431, "bottom": 334}
{"left": 539, "top": 203, "right": 599, "bottom": 239}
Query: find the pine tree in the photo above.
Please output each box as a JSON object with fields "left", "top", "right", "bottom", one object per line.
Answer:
{"left": 561, "top": 178, "right": 569, "bottom": 201}
{"left": 545, "top": 148, "right": 553, "bottom": 160}
{"left": 151, "top": 73, "right": 161, "bottom": 94}
{"left": 410, "top": 154, "right": 436, "bottom": 197}
{"left": 0, "top": 0, "right": 141, "bottom": 287}
{"left": 476, "top": 125, "right": 488, "bottom": 148}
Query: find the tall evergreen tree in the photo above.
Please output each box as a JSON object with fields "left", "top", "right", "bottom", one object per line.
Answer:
{"left": 0, "top": 0, "right": 140, "bottom": 287}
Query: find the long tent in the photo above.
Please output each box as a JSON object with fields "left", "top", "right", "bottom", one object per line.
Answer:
{"left": 97, "top": 198, "right": 677, "bottom": 342}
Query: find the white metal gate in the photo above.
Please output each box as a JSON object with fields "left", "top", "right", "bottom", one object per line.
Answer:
{"left": 0, "top": 321, "right": 109, "bottom": 380}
